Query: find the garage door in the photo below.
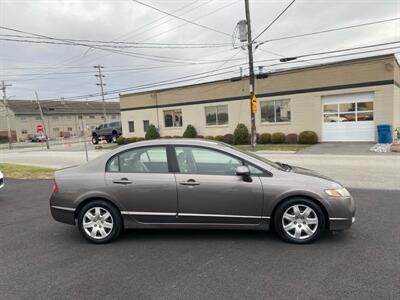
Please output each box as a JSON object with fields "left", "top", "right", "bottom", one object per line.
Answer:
{"left": 322, "top": 92, "right": 374, "bottom": 142}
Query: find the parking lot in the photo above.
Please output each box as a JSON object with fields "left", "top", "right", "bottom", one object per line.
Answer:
{"left": 1, "top": 179, "right": 399, "bottom": 300}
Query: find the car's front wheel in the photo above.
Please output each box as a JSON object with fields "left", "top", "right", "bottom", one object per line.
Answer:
{"left": 77, "top": 200, "right": 122, "bottom": 243}
{"left": 274, "top": 198, "right": 325, "bottom": 244}
{"left": 92, "top": 135, "right": 99, "bottom": 144}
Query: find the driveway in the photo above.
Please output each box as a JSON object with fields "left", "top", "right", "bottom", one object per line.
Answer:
{"left": 297, "top": 142, "right": 398, "bottom": 155}
{"left": 0, "top": 179, "right": 399, "bottom": 299}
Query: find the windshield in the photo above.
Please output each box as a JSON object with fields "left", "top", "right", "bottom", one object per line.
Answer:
{"left": 223, "top": 144, "right": 285, "bottom": 170}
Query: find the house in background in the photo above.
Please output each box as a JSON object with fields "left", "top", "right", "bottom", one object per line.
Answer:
{"left": 120, "top": 54, "right": 400, "bottom": 142}
{"left": 0, "top": 100, "right": 120, "bottom": 141}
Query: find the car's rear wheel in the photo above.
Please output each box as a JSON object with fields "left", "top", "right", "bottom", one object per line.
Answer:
{"left": 77, "top": 200, "right": 122, "bottom": 243}
{"left": 274, "top": 198, "right": 325, "bottom": 244}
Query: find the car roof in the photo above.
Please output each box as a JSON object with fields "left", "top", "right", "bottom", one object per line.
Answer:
{"left": 120, "top": 138, "right": 225, "bottom": 148}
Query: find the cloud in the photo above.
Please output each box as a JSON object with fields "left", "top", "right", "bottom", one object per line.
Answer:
{"left": 0, "top": 0, "right": 399, "bottom": 100}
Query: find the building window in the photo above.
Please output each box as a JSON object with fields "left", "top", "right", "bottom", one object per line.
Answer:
{"left": 21, "top": 129, "right": 28, "bottom": 134}
{"left": 36, "top": 116, "right": 41, "bottom": 120}
{"left": 143, "top": 120, "right": 150, "bottom": 132}
{"left": 323, "top": 101, "right": 373, "bottom": 123}
{"left": 52, "top": 116, "right": 59, "bottom": 120}
{"left": 78, "top": 116, "right": 83, "bottom": 119}
{"left": 128, "top": 121, "right": 135, "bottom": 133}
{"left": 67, "top": 127, "right": 73, "bottom": 131}
{"left": 205, "top": 105, "right": 228, "bottom": 126}
{"left": 261, "top": 100, "right": 291, "bottom": 123}
{"left": 89, "top": 115, "right": 95, "bottom": 119}
{"left": 164, "top": 109, "right": 182, "bottom": 127}
{"left": 112, "top": 115, "right": 118, "bottom": 120}
{"left": 20, "top": 116, "right": 26, "bottom": 121}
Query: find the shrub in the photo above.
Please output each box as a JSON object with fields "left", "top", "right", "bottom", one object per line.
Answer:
{"left": 233, "top": 123, "right": 249, "bottom": 145}
{"left": 136, "top": 137, "right": 145, "bottom": 142}
{"left": 172, "top": 135, "right": 181, "bottom": 138}
{"left": 197, "top": 135, "right": 204, "bottom": 139}
{"left": 214, "top": 135, "right": 224, "bottom": 142}
{"left": 271, "top": 132, "right": 285, "bottom": 144}
{"left": 163, "top": 135, "right": 172, "bottom": 139}
{"left": 205, "top": 136, "right": 214, "bottom": 140}
{"left": 145, "top": 124, "right": 160, "bottom": 140}
{"left": 299, "top": 131, "right": 318, "bottom": 144}
{"left": 223, "top": 134, "right": 234, "bottom": 145}
{"left": 125, "top": 137, "right": 137, "bottom": 144}
{"left": 183, "top": 124, "right": 197, "bottom": 138}
{"left": 259, "top": 133, "right": 271, "bottom": 144}
{"left": 116, "top": 136, "right": 126, "bottom": 145}
{"left": 285, "top": 133, "right": 298, "bottom": 144}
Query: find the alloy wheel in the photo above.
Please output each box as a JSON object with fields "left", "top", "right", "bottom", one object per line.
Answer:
{"left": 282, "top": 204, "right": 318, "bottom": 240}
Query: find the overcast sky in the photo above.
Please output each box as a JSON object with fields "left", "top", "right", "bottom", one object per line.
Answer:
{"left": 0, "top": 0, "right": 399, "bottom": 101}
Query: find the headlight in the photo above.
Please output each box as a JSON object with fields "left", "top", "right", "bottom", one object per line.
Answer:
{"left": 325, "top": 187, "right": 351, "bottom": 198}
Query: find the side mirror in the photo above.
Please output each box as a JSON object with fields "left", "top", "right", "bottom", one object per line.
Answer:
{"left": 236, "top": 166, "right": 252, "bottom": 182}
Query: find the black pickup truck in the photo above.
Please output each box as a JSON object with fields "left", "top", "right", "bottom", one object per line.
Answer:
{"left": 92, "top": 121, "right": 122, "bottom": 144}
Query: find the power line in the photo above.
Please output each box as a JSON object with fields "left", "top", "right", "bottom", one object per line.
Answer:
{"left": 131, "top": 0, "right": 232, "bottom": 38}
{"left": 257, "top": 17, "right": 400, "bottom": 46}
{"left": 0, "top": 36, "right": 231, "bottom": 48}
{"left": 252, "top": 0, "right": 296, "bottom": 42}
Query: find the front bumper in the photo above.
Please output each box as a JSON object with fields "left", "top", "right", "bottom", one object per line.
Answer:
{"left": 327, "top": 195, "right": 356, "bottom": 231}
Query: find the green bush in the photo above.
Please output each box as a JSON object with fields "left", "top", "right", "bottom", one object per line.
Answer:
{"left": 116, "top": 136, "right": 126, "bottom": 145}
{"left": 197, "top": 135, "right": 204, "bottom": 139}
{"left": 136, "top": 137, "right": 145, "bottom": 142}
{"left": 145, "top": 124, "right": 160, "bottom": 140}
{"left": 205, "top": 136, "right": 214, "bottom": 140}
{"left": 183, "top": 124, "right": 197, "bottom": 138}
{"left": 233, "top": 123, "right": 249, "bottom": 145}
{"left": 271, "top": 132, "right": 286, "bottom": 144}
{"left": 223, "top": 134, "right": 234, "bottom": 145}
{"left": 259, "top": 133, "right": 271, "bottom": 144}
{"left": 172, "top": 135, "right": 181, "bottom": 138}
{"left": 163, "top": 135, "right": 172, "bottom": 139}
{"left": 214, "top": 135, "right": 224, "bottom": 142}
{"left": 125, "top": 137, "right": 137, "bottom": 144}
{"left": 299, "top": 131, "right": 318, "bottom": 144}
{"left": 285, "top": 133, "right": 298, "bottom": 144}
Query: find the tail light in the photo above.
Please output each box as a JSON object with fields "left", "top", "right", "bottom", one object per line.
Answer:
{"left": 53, "top": 179, "right": 59, "bottom": 193}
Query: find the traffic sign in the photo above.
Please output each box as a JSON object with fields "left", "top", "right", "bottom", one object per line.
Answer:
{"left": 36, "top": 124, "right": 44, "bottom": 133}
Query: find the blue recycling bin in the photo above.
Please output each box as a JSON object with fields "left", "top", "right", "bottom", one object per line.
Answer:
{"left": 377, "top": 124, "right": 392, "bottom": 144}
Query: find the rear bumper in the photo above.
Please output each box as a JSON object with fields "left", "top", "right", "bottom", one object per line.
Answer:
{"left": 50, "top": 206, "right": 76, "bottom": 225}
{"left": 50, "top": 194, "right": 76, "bottom": 225}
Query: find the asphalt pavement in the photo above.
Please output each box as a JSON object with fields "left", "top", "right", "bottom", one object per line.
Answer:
{"left": 0, "top": 179, "right": 399, "bottom": 300}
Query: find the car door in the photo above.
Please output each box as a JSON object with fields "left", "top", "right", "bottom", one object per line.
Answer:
{"left": 105, "top": 145, "right": 177, "bottom": 223}
{"left": 173, "top": 146, "right": 264, "bottom": 224}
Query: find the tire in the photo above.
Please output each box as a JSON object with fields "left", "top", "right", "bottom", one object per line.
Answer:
{"left": 77, "top": 200, "right": 122, "bottom": 244}
{"left": 92, "top": 135, "right": 99, "bottom": 144}
{"left": 273, "top": 197, "right": 325, "bottom": 244}
{"left": 111, "top": 134, "right": 118, "bottom": 143}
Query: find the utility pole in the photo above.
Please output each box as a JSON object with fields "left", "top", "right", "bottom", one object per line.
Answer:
{"left": 94, "top": 65, "right": 107, "bottom": 123}
{"left": 1, "top": 80, "right": 13, "bottom": 150}
{"left": 244, "top": 0, "right": 257, "bottom": 151}
{"left": 34, "top": 91, "right": 50, "bottom": 150}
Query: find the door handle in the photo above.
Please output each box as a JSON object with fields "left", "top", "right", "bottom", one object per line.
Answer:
{"left": 112, "top": 178, "right": 133, "bottom": 185}
{"left": 179, "top": 180, "right": 200, "bottom": 186}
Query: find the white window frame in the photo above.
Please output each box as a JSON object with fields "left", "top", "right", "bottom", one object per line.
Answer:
{"left": 164, "top": 109, "right": 182, "bottom": 128}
